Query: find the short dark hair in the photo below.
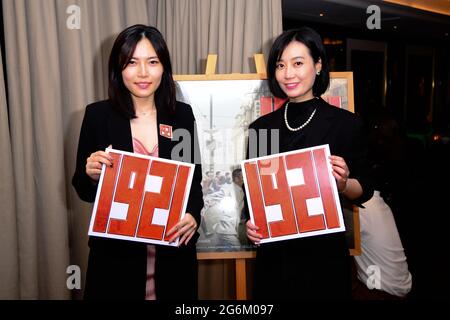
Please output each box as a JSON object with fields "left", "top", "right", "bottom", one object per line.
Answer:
{"left": 108, "top": 24, "right": 176, "bottom": 119}
{"left": 232, "top": 168, "right": 242, "bottom": 180}
{"left": 267, "top": 27, "right": 330, "bottom": 98}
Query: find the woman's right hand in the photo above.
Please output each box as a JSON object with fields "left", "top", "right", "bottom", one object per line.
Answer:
{"left": 86, "top": 145, "right": 113, "bottom": 181}
{"left": 246, "top": 220, "right": 262, "bottom": 245}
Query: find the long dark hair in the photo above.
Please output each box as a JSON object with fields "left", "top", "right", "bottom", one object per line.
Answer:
{"left": 108, "top": 24, "right": 176, "bottom": 118}
{"left": 267, "top": 27, "right": 330, "bottom": 99}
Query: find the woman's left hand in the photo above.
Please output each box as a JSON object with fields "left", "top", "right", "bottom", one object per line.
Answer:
{"left": 166, "top": 213, "right": 197, "bottom": 246}
{"left": 329, "top": 155, "right": 349, "bottom": 193}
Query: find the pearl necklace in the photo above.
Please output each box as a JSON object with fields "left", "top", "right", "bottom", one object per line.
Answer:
{"left": 284, "top": 101, "right": 317, "bottom": 132}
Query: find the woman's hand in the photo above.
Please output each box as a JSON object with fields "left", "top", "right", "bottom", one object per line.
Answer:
{"left": 329, "top": 155, "right": 349, "bottom": 193}
{"left": 246, "top": 220, "right": 262, "bottom": 245}
{"left": 166, "top": 213, "right": 197, "bottom": 246}
{"left": 86, "top": 145, "right": 113, "bottom": 181}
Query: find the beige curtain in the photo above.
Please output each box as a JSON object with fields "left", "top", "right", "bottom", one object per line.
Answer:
{"left": 0, "top": 50, "right": 20, "bottom": 299}
{"left": 1, "top": 0, "right": 282, "bottom": 299}
{"left": 157, "top": 0, "right": 282, "bottom": 74}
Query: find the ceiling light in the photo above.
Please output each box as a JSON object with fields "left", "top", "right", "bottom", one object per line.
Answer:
{"left": 383, "top": 0, "right": 450, "bottom": 16}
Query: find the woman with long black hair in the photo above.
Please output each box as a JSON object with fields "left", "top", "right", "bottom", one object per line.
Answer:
{"left": 245, "top": 27, "right": 373, "bottom": 300}
{"left": 72, "top": 24, "right": 203, "bottom": 300}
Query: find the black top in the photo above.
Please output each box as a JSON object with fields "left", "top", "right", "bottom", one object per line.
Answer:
{"left": 280, "top": 97, "right": 318, "bottom": 150}
{"left": 72, "top": 100, "right": 203, "bottom": 300}
{"left": 245, "top": 97, "right": 373, "bottom": 300}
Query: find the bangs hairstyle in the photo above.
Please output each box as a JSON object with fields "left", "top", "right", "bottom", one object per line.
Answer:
{"left": 267, "top": 27, "right": 330, "bottom": 99}
{"left": 108, "top": 24, "right": 176, "bottom": 118}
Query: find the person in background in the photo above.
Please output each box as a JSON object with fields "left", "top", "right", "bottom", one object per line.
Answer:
{"left": 206, "top": 168, "right": 244, "bottom": 250}
{"left": 231, "top": 168, "right": 244, "bottom": 214}
{"left": 353, "top": 191, "right": 412, "bottom": 299}
{"left": 231, "top": 168, "right": 250, "bottom": 246}
{"left": 225, "top": 172, "right": 232, "bottom": 184}
{"left": 72, "top": 24, "right": 203, "bottom": 300}
{"left": 244, "top": 27, "right": 373, "bottom": 300}
{"left": 352, "top": 110, "right": 413, "bottom": 299}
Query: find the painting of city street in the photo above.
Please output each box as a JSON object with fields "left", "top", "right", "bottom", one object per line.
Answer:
{"left": 176, "top": 80, "right": 277, "bottom": 252}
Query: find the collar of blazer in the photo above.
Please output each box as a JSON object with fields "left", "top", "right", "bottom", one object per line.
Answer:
{"left": 106, "top": 104, "right": 174, "bottom": 160}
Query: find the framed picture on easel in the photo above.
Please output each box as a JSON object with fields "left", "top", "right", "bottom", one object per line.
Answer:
{"left": 176, "top": 78, "right": 268, "bottom": 254}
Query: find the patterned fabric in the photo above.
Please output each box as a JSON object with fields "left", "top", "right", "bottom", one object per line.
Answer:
{"left": 132, "top": 137, "right": 158, "bottom": 300}
{"left": 132, "top": 137, "right": 158, "bottom": 157}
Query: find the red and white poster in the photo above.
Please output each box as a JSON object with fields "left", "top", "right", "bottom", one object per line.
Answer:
{"left": 241, "top": 144, "right": 345, "bottom": 243}
{"left": 88, "top": 148, "right": 194, "bottom": 246}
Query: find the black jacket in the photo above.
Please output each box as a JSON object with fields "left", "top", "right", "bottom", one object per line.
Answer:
{"left": 244, "top": 98, "right": 373, "bottom": 300}
{"left": 72, "top": 100, "right": 203, "bottom": 300}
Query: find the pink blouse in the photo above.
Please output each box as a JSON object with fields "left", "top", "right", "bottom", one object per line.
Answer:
{"left": 132, "top": 137, "right": 158, "bottom": 300}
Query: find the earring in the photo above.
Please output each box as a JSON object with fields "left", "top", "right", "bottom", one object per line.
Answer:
{"left": 316, "top": 71, "right": 321, "bottom": 75}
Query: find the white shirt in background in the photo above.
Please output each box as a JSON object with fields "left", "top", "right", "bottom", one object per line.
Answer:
{"left": 354, "top": 191, "right": 412, "bottom": 297}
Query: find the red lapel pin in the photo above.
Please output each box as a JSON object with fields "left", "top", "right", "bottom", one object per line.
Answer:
{"left": 159, "top": 124, "right": 173, "bottom": 139}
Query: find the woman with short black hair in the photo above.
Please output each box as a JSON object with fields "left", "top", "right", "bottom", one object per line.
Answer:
{"left": 245, "top": 27, "right": 373, "bottom": 300}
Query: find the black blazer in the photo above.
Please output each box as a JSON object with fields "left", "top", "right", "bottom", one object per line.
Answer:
{"left": 72, "top": 100, "right": 203, "bottom": 300}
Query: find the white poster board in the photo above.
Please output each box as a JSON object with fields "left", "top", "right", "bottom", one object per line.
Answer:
{"left": 242, "top": 144, "right": 345, "bottom": 244}
{"left": 88, "top": 148, "right": 194, "bottom": 247}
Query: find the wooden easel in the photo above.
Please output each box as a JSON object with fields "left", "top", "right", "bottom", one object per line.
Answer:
{"left": 174, "top": 53, "right": 267, "bottom": 81}
{"left": 196, "top": 250, "right": 256, "bottom": 300}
